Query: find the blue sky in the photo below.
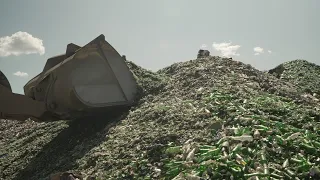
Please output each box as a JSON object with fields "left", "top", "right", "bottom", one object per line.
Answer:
{"left": 0, "top": 0, "right": 319, "bottom": 94}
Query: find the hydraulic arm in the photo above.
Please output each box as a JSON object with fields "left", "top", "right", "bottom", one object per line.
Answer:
{"left": 0, "top": 71, "right": 50, "bottom": 121}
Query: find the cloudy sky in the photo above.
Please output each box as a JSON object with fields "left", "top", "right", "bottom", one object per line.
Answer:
{"left": 0, "top": 0, "right": 319, "bottom": 94}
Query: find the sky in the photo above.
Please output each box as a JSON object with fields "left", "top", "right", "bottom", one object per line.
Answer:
{"left": 0, "top": 0, "right": 319, "bottom": 94}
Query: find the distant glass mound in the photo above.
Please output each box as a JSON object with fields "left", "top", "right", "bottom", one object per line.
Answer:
{"left": 268, "top": 59, "right": 320, "bottom": 96}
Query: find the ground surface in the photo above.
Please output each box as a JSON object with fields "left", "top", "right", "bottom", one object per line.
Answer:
{"left": 1, "top": 56, "right": 319, "bottom": 180}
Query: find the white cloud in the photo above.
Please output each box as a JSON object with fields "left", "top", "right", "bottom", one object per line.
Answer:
{"left": 13, "top": 71, "right": 29, "bottom": 78}
{"left": 254, "top": 47, "right": 264, "bottom": 53}
{"left": 0, "top": 31, "right": 45, "bottom": 57}
{"left": 200, "top": 44, "right": 208, "bottom": 50}
{"left": 253, "top": 47, "right": 264, "bottom": 55}
{"left": 212, "top": 42, "right": 241, "bottom": 58}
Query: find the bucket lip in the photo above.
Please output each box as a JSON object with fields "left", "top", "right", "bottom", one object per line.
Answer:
{"left": 70, "top": 86, "right": 130, "bottom": 108}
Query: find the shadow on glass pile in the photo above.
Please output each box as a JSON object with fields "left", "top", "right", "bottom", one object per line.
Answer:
{"left": 14, "top": 107, "right": 131, "bottom": 180}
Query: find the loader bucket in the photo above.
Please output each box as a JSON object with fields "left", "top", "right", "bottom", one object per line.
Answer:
{"left": 23, "top": 34, "right": 138, "bottom": 119}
